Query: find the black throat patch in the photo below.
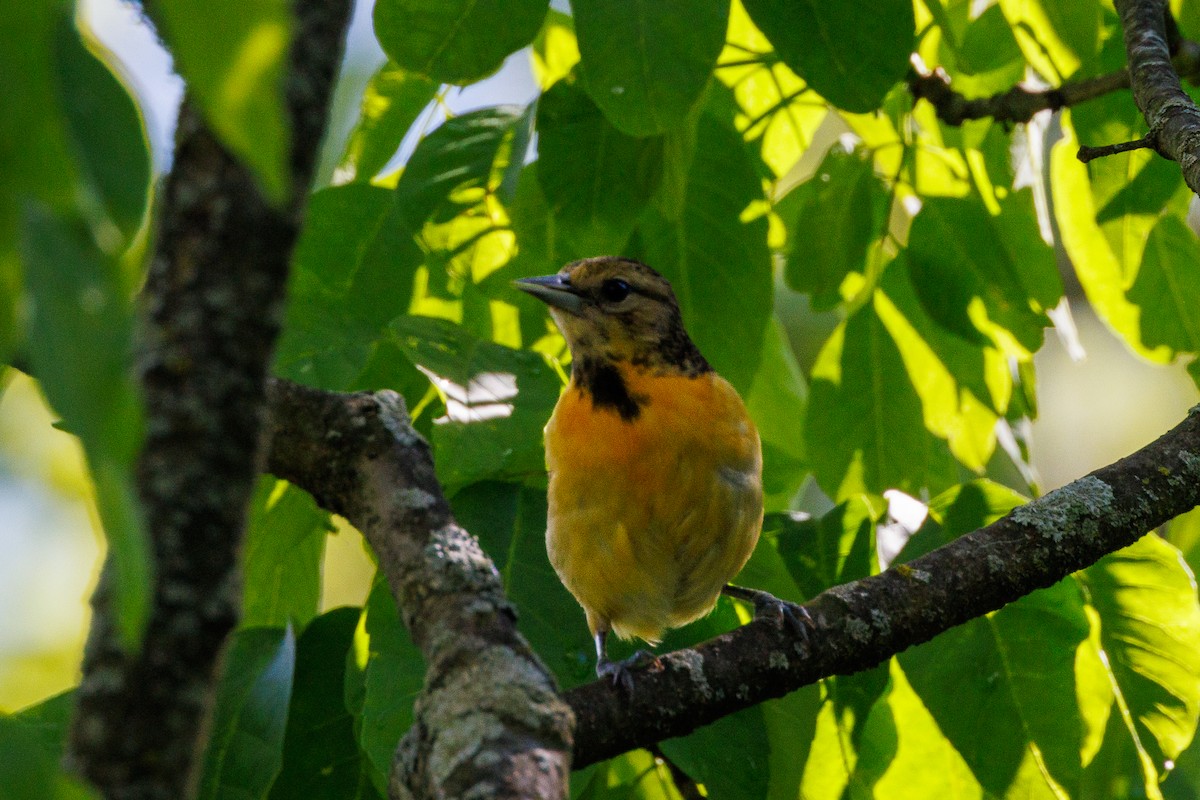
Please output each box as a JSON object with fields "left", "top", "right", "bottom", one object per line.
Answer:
{"left": 573, "top": 358, "right": 647, "bottom": 421}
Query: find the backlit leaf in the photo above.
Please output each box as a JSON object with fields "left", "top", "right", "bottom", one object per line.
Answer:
{"left": 243, "top": 479, "right": 332, "bottom": 629}
{"left": 1079, "top": 535, "right": 1200, "bottom": 779}
{"left": 154, "top": 0, "right": 292, "bottom": 204}
{"left": 338, "top": 62, "right": 437, "bottom": 182}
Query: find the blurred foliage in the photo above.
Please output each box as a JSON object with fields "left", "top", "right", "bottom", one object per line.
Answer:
{"left": 4, "top": 0, "right": 1200, "bottom": 798}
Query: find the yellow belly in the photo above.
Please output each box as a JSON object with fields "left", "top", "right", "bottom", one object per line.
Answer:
{"left": 544, "top": 368, "right": 763, "bottom": 643}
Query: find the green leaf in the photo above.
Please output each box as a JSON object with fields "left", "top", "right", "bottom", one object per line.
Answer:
{"left": 957, "top": 4, "right": 1024, "bottom": 76}
{"left": 659, "top": 706, "right": 771, "bottom": 799}
{"left": 877, "top": 258, "right": 1008, "bottom": 471}
{"left": 767, "top": 497, "right": 882, "bottom": 600}
{"left": 154, "top": 0, "right": 292, "bottom": 204}
{"left": 895, "top": 479, "right": 1027, "bottom": 564}
{"left": 1128, "top": 216, "right": 1200, "bottom": 359}
{"left": 393, "top": 107, "right": 524, "bottom": 228}
{"left": 536, "top": 77, "right": 665, "bottom": 254}
{"left": 899, "top": 578, "right": 1090, "bottom": 798}
{"left": 338, "top": 62, "right": 437, "bottom": 182}
{"left": 635, "top": 115, "right": 773, "bottom": 394}
{"left": 1052, "top": 107, "right": 1181, "bottom": 362}
{"left": 270, "top": 608, "right": 381, "bottom": 800}
{"left": 0, "top": 0, "right": 75, "bottom": 212}
{"left": 745, "top": 318, "right": 808, "bottom": 509}
{"left": 572, "top": 0, "right": 728, "bottom": 136}
{"left": 996, "top": 0, "right": 1100, "bottom": 80}
{"left": 806, "top": 296, "right": 957, "bottom": 499}
{"left": 20, "top": 206, "right": 148, "bottom": 648}
{"left": 784, "top": 147, "right": 888, "bottom": 310}
{"left": 373, "top": 0, "right": 548, "bottom": 84}
{"left": 243, "top": 479, "right": 332, "bottom": 629}
{"left": 390, "top": 316, "right": 559, "bottom": 491}
{"left": 906, "top": 196, "right": 1048, "bottom": 353}
{"left": 741, "top": 0, "right": 914, "bottom": 113}
{"left": 0, "top": 714, "right": 95, "bottom": 800}
{"left": 275, "top": 184, "right": 423, "bottom": 390}
{"left": 1079, "top": 535, "right": 1200, "bottom": 779}
{"left": 52, "top": 18, "right": 150, "bottom": 243}
{"left": 353, "top": 579, "right": 424, "bottom": 795}
{"left": 197, "top": 627, "right": 296, "bottom": 800}
{"left": 451, "top": 482, "right": 594, "bottom": 687}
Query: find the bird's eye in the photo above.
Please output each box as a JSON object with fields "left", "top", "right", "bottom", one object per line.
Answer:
{"left": 600, "top": 278, "right": 631, "bottom": 303}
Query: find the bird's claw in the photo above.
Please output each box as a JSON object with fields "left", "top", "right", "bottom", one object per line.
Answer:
{"left": 597, "top": 649, "right": 658, "bottom": 694}
{"left": 759, "top": 597, "right": 814, "bottom": 646}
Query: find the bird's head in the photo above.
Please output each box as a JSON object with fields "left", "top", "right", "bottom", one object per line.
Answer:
{"left": 515, "top": 257, "right": 709, "bottom": 375}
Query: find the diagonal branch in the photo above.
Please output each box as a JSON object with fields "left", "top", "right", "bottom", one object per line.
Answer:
{"left": 66, "top": 2, "right": 352, "bottom": 797}
{"left": 566, "top": 407, "right": 1200, "bottom": 767}
{"left": 264, "top": 379, "right": 572, "bottom": 800}
{"left": 1116, "top": 0, "right": 1200, "bottom": 193}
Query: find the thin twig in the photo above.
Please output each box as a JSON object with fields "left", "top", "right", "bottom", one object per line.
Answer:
{"left": 1077, "top": 134, "right": 1158, "bottom": 163}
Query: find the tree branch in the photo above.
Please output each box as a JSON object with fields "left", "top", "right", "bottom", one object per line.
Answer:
{"left": 1116, "top": 0, "right": 1200, "bottom": 193}
{"left": 566, "top": 406, "right": 1200, "bottom": 767}
{"left": 264, "top": 379, "right": 572, "bottom": 800}
{"left": 909, "top": 65, "right": 1129, "bottom": 126}
{"left": 66, "top": 2, "right": 352, "bottom": 797}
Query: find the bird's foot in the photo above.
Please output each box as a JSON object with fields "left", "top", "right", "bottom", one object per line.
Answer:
{"left": 723, "top": 585, "right": 815, "bottom": 648}
{"left": 596, "top": 649, "right": 659, "bottom": 694}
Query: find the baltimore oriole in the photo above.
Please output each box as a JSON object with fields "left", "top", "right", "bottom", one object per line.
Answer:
{"left": 517, "top": 256, "right": 807, "bottom": 685}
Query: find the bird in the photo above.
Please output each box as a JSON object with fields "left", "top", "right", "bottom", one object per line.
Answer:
{"left": 515, "top": 256, "right": 809, "bottom": 686}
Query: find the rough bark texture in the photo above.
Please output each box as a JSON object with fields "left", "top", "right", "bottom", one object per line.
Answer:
{"left": 566, "top": 406, "right": 1200, "bottom": 767}
{"left": 66, "top": 2, "right": 352, "bottom": 797}
{"left": 1117, "top": 0, "right": 1200, "bottom": 193}
{"left": 265, "top": 379, "right": 573, "bottom": 800}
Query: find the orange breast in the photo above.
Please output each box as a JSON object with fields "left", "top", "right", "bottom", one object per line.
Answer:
{"left": 543, "top": 367, "right": 763, "bottom": 643}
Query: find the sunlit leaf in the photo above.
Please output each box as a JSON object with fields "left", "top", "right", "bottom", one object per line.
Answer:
{"left": 338, "top": 61, "right": 437, "bottom": 182}
{"left": 635, "top": 115, "right": 773, "bottom": 394}
{"left": 996, "top": 0, "right": 1101, "bottom": 81}
{"left": 154, "top": 0, "right": 292, "bottom": 204}
{"left": 243, "top": 479, "right": 332, "bottom": 629}
{"left": 197, "top": 627, "right": 296, "bottom": 800}
{"left": 374, "top": 0, "right": 548, "bottom": 84}
{"left": 741, "top": 0, "right": 914, "bottom": 112}
{"left": 1080, "top": 535, "right": 1200, "bottom": 780}
{"left": 806, "top": 297, "right": 957, "bottom": 499}
{"left": 906, "top": 196, "right": 1048, "bottom": 353}
{"left": 1129, "top": 216, "right": 1200, "bottom": 364}
{"left": 572, "top": 0, "right": 728, "bottom": 136}
{"left": 1052, "top": 108, "right": 1179, "bottom": 362}
{"left": 900, "top": 579, "right": 1089, "bottom": 799}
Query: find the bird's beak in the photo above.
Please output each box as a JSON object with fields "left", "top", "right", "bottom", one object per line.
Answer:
{"left": 513, "top": 274, "right": 585, "bottom": 314}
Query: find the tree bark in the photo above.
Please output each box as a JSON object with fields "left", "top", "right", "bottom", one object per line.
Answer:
{"left": 265, "top": 379, "right": 572, "bottom": 799}
{"left": 1116, "top": 0, "right": 1200, "bottom": 193}
{"left": 66, "top": 2, "right": 352, "bottom": 797}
